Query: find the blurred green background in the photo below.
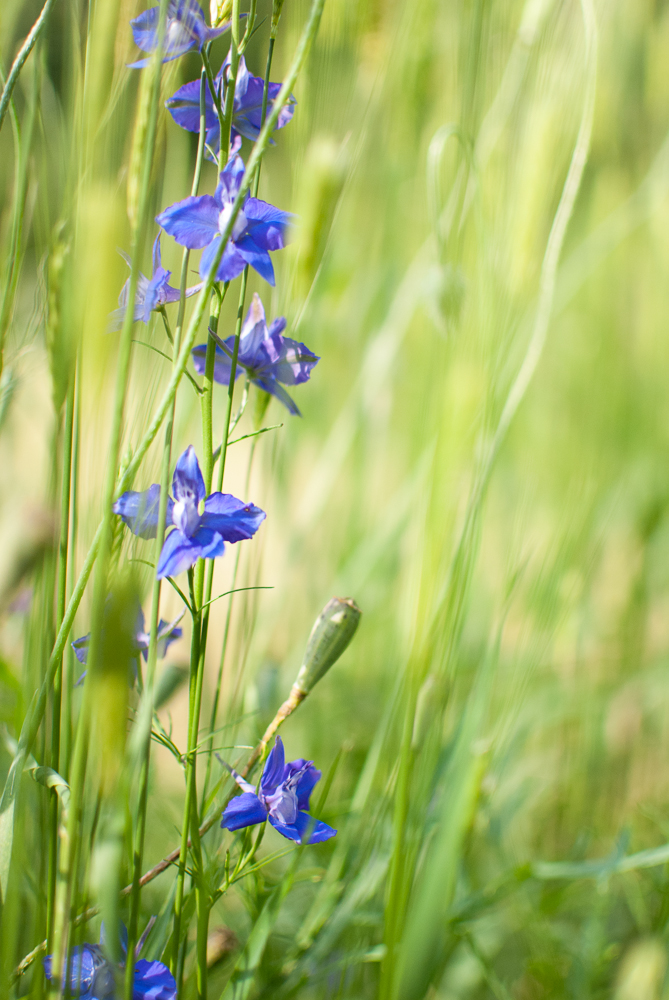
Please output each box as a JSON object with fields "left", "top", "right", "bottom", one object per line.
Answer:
{"left": 5, "top": 0, "right": 669, "bottom": 996}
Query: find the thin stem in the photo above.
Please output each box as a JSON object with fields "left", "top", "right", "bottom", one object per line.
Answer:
{"left": 125, "top": 71, "right": 210, "bottom": 991}
{"left": 172, "top": 569, "right": 201, "bottom": 982}
{"left": 201, "top": 432, "right": 259, "bottom": 810}
{"left": 61, "top": 362, "right": 80, "bottom": 781}
{"left": 0, "top": 0, "right": 57, "bottom": 135}
{"left": 46, "top": 371, "right": 75, "bottom": 947}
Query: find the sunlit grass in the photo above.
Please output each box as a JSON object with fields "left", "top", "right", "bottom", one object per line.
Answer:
{"left": 3, "top": 0, "right": 669, "bottom": 997}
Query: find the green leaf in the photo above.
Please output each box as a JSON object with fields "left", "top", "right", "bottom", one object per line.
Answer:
{"left": 220, "top": 875, "right": 294, "bottom": 1000}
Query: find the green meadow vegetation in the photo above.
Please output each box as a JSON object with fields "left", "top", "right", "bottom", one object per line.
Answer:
{"left": 2, "top": 0, "right": 669, "bottom": 997}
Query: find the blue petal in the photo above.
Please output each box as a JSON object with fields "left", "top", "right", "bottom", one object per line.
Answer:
{"left": 156, "top": 526, "right": 224, "bottom": 578}
{"left": 113, "top": 485, "right": 173, "bottom": 539}
{"left": 192, "top": 525, "right": 226, "bottom": 559}
{"left": 133, "top": 958, "right": 177, "bottom": 999}
{"left": 172, "top": 445, "right": 206, "bottom": 504}
{"left": 200, "top": 493, "right": 266, "bottom": 541}
{"left": 152, "top": 235, "right": 162, "bottom": 274}
{"left": 200, "top": 237, "right": 246, "bottom": 283}
{"left": 221, "top": 791, "right": 268, "bottom": 831}
{"left": 215, "top": 153, "right": 246, "bottom": 206}
{"left": 261, "top": 735, "right": 285, "bottom": 795}
{"left": 244, "top": 199, "right": 292, "bottom": 250}
{"left": 166, "top": 77, "right": 218, "bottom": 133}
{"left": 253, "top": 376, "right": 301, "bottom": 416}
{"left": 156, "top": 619, "right": 183, "bottom": 659}
{"left": 269, "top": 810, "right": 337, "bottom": 845}
{"left": 71, "top": 634, "right": 90, "bottom": 665}
{"left": 191, "top": 342, "right": 238, "bottom": 386}
{"left": 156, "top": 529, "right": 201, "bottom": 579}
{"left": 270, "top": 336, "right": 319, "bottom": 387}
{"left": 288, "top": 761, "right": 322, "bottom": 811}
{"left": 234, "top": 240, "right": 275, "bottom": 286}
{"left": 130, "top": 7, "right": 161, "bottom": 54}
{"left": 267, "top": 316, "right": 287, "bottom": 338}
{"left": 157, "top": 195, "right": 219, "bottom": 250}
{"left": 142, "top": 268, "right": 172, "bottom": 320}
{"left": 239, "top": 293, "right": 269, "bottom": 356}
{"left": 44, "top": 945, "right": 98, "bottom": 994}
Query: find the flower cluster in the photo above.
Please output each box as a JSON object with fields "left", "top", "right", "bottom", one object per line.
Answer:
{"left": 44, "top": 923, "right": 175, "bottom": 999}
{"left": 47, "top": 6, "right": 338, "bottom": 992}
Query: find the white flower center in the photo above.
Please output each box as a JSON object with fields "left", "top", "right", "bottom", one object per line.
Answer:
{"left": 172, "top": 498, "right": 200, "bottom": 537}
{"left": 219, "top": 204, "right": 248, "bottom": 242}
{"left": 264, "top": 786, "right": 299, "bottom": 826}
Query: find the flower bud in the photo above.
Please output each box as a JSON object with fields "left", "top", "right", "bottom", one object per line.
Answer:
{"left": 294, "top": 597, "right": 361, "bottom": 695}
{"left": 270, "top": 0, "right": 286, "bottom": 39}
{"left": 210, "top": 0, "right": 233, "bottom": 26}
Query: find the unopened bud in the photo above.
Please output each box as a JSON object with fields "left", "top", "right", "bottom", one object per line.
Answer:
{"left": 294, "top": 597, "right": 361, "bottom": 695}
{"left": 270, "top": 0, "right": 286, "bottom": 39}
{"left": 210, "top": 0, "right": 233, "bottom": 26}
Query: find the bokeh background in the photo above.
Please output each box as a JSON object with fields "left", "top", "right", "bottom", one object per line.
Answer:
{"left": 4, "top": 0, "right": 669, "bottom": 996}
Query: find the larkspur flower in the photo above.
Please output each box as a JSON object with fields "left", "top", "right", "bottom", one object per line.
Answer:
{"left": 113, "top": 445, "right": 265, "bottom": 579}
{"left": 192, "top": 293, "right": 318, "bottom": 415}
{"left": 156, "top": 146, "right": 291, "bottom": 286}
{"left": 108, "top": 235, "right": 202, "bottom": 331}
{"left": 221, "top": 735, "right": 337, "bottom": 844}
{"left": 44, "top": 923, "right": 176, "bottom": 1000}
{"left": 129, "top": 0, "right": 229, "bottom": 69}
{"left": 72, "top": 603, "right": 184, "bottom": 667}
{"left": 165, "top": 53, "right": 295, "bottom": 161}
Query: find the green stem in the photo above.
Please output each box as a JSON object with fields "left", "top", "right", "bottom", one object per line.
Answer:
{"left": 61, "top": 362, "right": 80, "bottom": 781}
{"left": 173, "top": 570, "right": 200, "bottom": 981}
{"left": 220, "top": 0, "right": 242, "bottom": 158}
{"left": 46, "top": 372, "right": 75, "bottom": 948}
{"left": 0, "top": 0, "right": 56, "bottom": 136}
{"left": 125, "top": 69, "right": 210, "bottom": 990}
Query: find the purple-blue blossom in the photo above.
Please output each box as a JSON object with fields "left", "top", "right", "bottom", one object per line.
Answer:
{"left": 192, "top": 293, "right": 318, "bottom": 416}
{"left": 156, "top": 147, "right": 291, "bottom": 286}
{"left": 129, "top": 0, "right": 229, "bottom": 68}
{"left": 44, "top": 923, "right": 176, "bottom": 1000}
{"left": 72, "top": 603, "right": 184, "bottom": 667}
{"left": 109, "top": 235, "right": 201, "bottom": 331}
{"left": 166, "top": 53, "right": 295, "bottom": 160}
{"left": 113, "top": 445, "right": 265, "bottom": 579}
{"left": 221, "top": 735, "right": 337, "bottom": 845}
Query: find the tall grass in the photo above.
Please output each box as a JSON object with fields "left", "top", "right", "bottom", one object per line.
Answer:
{"left": 3, "top": 0, "right": 669, "bottom": 997}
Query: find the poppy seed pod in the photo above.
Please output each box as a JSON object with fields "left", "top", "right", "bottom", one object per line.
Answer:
{"left": 294, "top": 597, "right": 361, "bottom": 696}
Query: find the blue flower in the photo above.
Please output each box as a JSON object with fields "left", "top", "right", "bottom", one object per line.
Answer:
{"left": 108, "top": 235, "right": 202, "bottom": 331}
{"left": 165, "top": 53, "right": 295, "bottom": 160}
{"left": 113, "top": 445, "right": 265, "bottom": 579}
{"left": 156, "top": 147, "right": 291, "bottom": 286}
{"left": 192, "top": 293, "right": 318, "bottom": 415}
{"left": 129, "top": 0, "right": 230, "bottom": 69}
{"left": 72, "top": 603, "right": 184, "bottom": 667}
{"left": 44, "top": 923, "right": 176, "bottom": 999}
{"left": 221, "top": 735, "right": 337, "bottom": 845}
